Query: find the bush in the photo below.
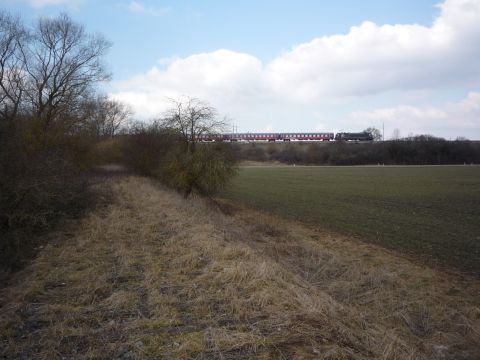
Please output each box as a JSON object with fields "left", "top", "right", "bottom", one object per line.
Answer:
{"left": 159, "top": 142, "right": 237, "bottom": 197}
{"left": 94, "top": 136, "right": 128, "bottom": 165}
{"left": 0, "top": 119, "right": 95, "bottom": 273}
{"left": 122, "top": 123, "right": 178, "bottom": 176}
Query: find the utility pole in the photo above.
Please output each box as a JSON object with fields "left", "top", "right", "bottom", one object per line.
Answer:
{"left": 382, "top": 122, "right": 385, "bottom": 142}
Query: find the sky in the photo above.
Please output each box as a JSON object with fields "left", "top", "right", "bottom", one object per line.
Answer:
{"left": 2, "top": 0, "right": 480, "bottom": 139}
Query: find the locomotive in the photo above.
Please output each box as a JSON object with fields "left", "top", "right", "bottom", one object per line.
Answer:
{"left": 198, "top": 131, "right": 373, "bottom": 142}
{"left": 334, "top": 132, "right": 374, "bottom": 141}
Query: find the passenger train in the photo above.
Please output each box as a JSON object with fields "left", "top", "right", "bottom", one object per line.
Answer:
{"left": 197, "top": 132, "right": 373, "bottom": 142}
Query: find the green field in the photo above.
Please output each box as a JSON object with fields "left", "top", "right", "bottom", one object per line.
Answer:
{"left": 222, "top": 166, "right": 480, "bottom": 275}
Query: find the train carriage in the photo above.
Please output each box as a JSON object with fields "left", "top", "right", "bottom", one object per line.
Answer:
{"left": 197, "top": 132, "right": 374, "bottom": 142}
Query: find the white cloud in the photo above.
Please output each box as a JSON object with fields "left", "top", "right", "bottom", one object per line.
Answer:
{"left": 111, "top": 49, "right": 264, "bottom": 118}
{"left": 125, "top": 1, "right": 169, "bottom": 16}
{"left": 349, "top": 92, "right": 480, "bottom": 138}
{"left": 266, "top": 0, "right": 480, "bottom": 101}
{"left": 111, "top": 0, "right": 480, "bottom": 138}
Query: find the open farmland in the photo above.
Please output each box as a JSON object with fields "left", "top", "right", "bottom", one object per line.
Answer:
{"left": 222, "top": 165, "right": 480, "bottom": 275}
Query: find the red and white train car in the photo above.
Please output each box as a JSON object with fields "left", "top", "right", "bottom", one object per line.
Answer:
{"left": 198, "top": 133, "right": 334, "bottom": 142}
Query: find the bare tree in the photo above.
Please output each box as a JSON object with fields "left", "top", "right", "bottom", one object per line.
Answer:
{"left": 101, "top": 98, "right": 131, "bottom": 137}
{"left": 0, "top": 11, "right": 27, "bottom": 123}
{"left": 1, "top": 10, "right": 113, "bottom": 270}
{"left": 84, "top": 96, "right": 131, "bottom": 138}
{"left": 161, "top": 96, "right": 227, "bottom": 152}
{"left": 158, "top": 97, "right": 236, "bottom": 197}
{"left": 20, "top": 13, "right": 111, "bottom": 129}
{"left": 364, "top": 127, "right": 382, "bottom": 141}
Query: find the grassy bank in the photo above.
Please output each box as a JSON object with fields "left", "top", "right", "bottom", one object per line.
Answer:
{"left": 1, "top": 176, "right": 479, "bottom": 359}
{"left": 222, "top": 165, "right": 480, "bottom": 275}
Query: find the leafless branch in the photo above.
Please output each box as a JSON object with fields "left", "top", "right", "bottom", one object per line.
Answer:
{"left": 160, "top": 96, "right": 227, "bottom": 151}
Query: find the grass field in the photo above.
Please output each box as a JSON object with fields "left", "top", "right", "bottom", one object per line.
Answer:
{"left": 222, "top": 165, "right": 480, "bottom": 274}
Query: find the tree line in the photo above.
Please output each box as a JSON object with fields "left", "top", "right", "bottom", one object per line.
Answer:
{"left": 233, "top": 136, "right": 480, "bottom": 165}
{"left": 0, "top": 10, "right": 235, "bottom": 273}
{"left": 0, "top": 11, "right": 124, "bottom": 271}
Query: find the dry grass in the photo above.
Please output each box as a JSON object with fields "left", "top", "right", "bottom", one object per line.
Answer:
{"left": 0, "top": 175, "right": 479, "bottom": 359}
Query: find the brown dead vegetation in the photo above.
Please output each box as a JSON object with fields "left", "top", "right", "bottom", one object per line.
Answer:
{"left": 0, "top": 176, "right": 479, "bottom": 359}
